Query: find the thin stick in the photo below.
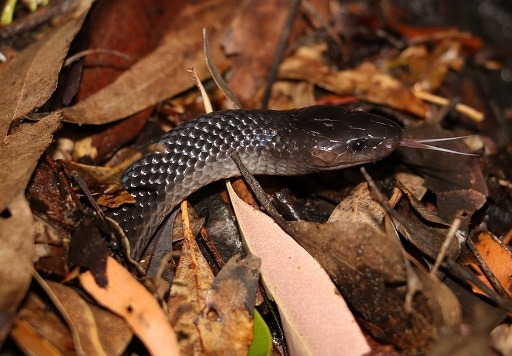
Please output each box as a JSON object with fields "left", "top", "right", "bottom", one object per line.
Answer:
{"left": 186, "top": 66, "right": 212, "bottom": 113}
{"left": 466, "top": 237, "right": 509, "bottom": 298}
{"left": 229, "top": 152, "right": 286, "bottom": 226}
{"left": 203, "top": 28, "right": 242, "bottom": 109}
{"left": 261, "top": 0, "right": 301, "bottom": 109}
{"left": 64, "top": 49, "right": 131, "bottom": 67}
{"left": 430, "top": 215, "right": 461, "bottom": 276}
{"left": 413, "top": 87, "right": 484, "bottom": 122}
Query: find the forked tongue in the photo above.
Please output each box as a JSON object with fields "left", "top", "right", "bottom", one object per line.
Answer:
{"left": 400, "top": 136, "right": 479, "bottom": 156}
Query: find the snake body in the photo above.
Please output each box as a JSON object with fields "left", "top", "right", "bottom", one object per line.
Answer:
{"left": 111, "top": 105, "right": 402, "bottom": 257}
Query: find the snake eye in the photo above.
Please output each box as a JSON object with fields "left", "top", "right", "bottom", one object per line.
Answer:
{"left": 350, "top": 138, "right": 366, "bottom": 152}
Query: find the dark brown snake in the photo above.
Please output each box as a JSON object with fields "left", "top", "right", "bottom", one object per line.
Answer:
{"left": 110, "top": 105, "right": 402, "bottom": 258}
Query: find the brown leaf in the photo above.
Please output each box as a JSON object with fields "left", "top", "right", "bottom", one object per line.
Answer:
{"left": 16, "top": 279, "right": 132, "bottom": 355}
{"left": 406, "top": 40, "right": 464, "bottom": 91}
{"left": 60, "top": 0, "right": 239, "bottom": 125}
{"left": 286, "top": 217, "right": 447, "bottom": 351}
{"left": 491, "top": 324, "right": 512, "bottom": 355}
{"left": 397, "top": 181, "right": 451, "bottom": 227}
{"left": 197, "top": 254, "right": 261, "bottom": 355}
{"left": 68, "top": 218, "right": 109, "bottom": 287}
{"left": 0, "top": 194, "right": 34, "bottom": 344}
{"left": 76, "top": 0, "right": 177, "bottom": 99}
{"left": 221, "top": 0, "right": 304, "bottom": 107}
{"left": 27, "top": 156, "right": 79, "bottom": 231}
{"left": 0, "top": 113, "right": 61, "bottom": 213}
{"left": 70, "top": 0, "right": 181, "bottom": 163}
{"left": 328, "top": 182, "right": 386, "bottom": 230}
{"left": 45, "top": 281, "right": 108, "bottom": 355}
{"left": 399, "top": 125, "right": 487, "bottom": 224}
{"left": 394, "top": 192, "right": 460, "bottom": 260}
{"left": 167, "top": 217, "right": 215, "bottom": 355}
{"left": 88, "top": 304, "right": 132, "bottom": 355}
{"left": 0, "top": 0, "right": 92, "bottom": 139}
{"left": 15, "top": 292, "right": 74, "bottom": 354}
{"left": 279, "top": 43, "right": 429, "bottom": 117}
{"left": 27, "top": 156, "right": 80, "bottom": 278}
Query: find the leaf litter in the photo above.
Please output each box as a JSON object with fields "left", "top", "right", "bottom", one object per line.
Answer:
{"left": 0, "top": 0, "right": 511, "bottom": 355}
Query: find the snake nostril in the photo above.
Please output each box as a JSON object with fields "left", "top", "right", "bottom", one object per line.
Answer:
{"left": 383, "top": 139, "right": 395, "bottom": 149}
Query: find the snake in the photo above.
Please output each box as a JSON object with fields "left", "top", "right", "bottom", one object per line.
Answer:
{"left": 110, "top": 105, "right": 403, "bottom": 258}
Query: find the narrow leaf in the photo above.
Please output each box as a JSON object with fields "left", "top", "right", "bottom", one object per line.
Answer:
{"left": 227, "top": 183, "right": 370, "bottom": 355}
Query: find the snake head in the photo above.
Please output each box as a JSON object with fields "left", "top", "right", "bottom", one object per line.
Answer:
{"left": 296, "top": 106, "right": 403, "bottom": 170}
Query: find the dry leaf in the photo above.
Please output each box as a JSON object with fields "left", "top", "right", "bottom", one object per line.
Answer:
{"left": 227, "top": 183, "right": 371, "bottom": 355}
{"left": 10, "top": 318, "right": 61, "bottom": 356}
{"left": 394, "top": 189, "right": 460, "bottom": 260}
{"left": 0, "top": 0, "right": 92, "bottom": 138}
{"left": 285, "top": 212, "right": 447, "bottom": 351}
{"left": 328, "top": 182, "right": 386, "bottom": 230}
{"left": 80, "top": 256, "right": 180, "bottom": 355}
{"left": 197, "top": 254, "right": 260, "bottom": 355}
{"left": 408, "top": 40, "right": 464, "bottom": 91}
{"left": 88, "top": 303, "right": 132, "bottom": 355}
{"left": 69, "top": 0, "right": 182, "bottom": 163}
{"left": 0, "top": 113, "right": 61, "bottom": 212}
{"left": 0, "top": 116, "right": 61, "bottom": 323}
{"left": 399, "top": 125, "right": 487, "bottom": 224}
{"left": 279, "top": 43, "right": 429, "bottom": 117}
{"left": 395, "top": 170, "right": 427, "bottom": 201}
{"left": 0, "top": 194, "right": 35, "bottom": 344}
{"left": 491, "top": 324, "right": 512, "bottom": 355}
{"left": 16, "top": 294, "right": 132, "bottom": 356}
{"left": 45, "top": 281, "right": 107, "bottom": 355}
{"left": 16, "top": 292, "right": 76, "bottom": 354}
{"left": 221, "top": 0, "right": 304, "bottom": 107}
{"left": 60, "top": 0, "right": 239, "bottom": 125}
{"left": 167, "top": 219, "right": 215, "bottom": 355}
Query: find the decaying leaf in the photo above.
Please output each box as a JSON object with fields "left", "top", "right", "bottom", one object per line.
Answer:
{"left": 68, "top": 218, "right": 109, "bottom": 287}
{"left": 328, "top": 181, "right": 386, "bottom": 229}
{"left": 68, "top": 1, "right": 193, "bottom": 163}
{"left": 393, "top": 183, "right": 461, "bottom": 260}
{"left": 287, "top": 216, "right": 447, "bottom": 352}
{"left": 0, "top": 114, "right": 72, "bottom": 324}
{"left": 58, "top": 159, "right": 138, "bottom": 208}
{"left": 197, "top": 254, "right": 261, "bottom": 355}
{"left": 167, "top": 214, "right": 215, "bottom": 355}
{"left": 14, "top": 286, "right": 132, "bottom": 355}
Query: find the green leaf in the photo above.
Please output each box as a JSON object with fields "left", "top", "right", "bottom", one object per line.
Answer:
{"left": 248, "top": 309, "right": 272, "bottom": 356}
